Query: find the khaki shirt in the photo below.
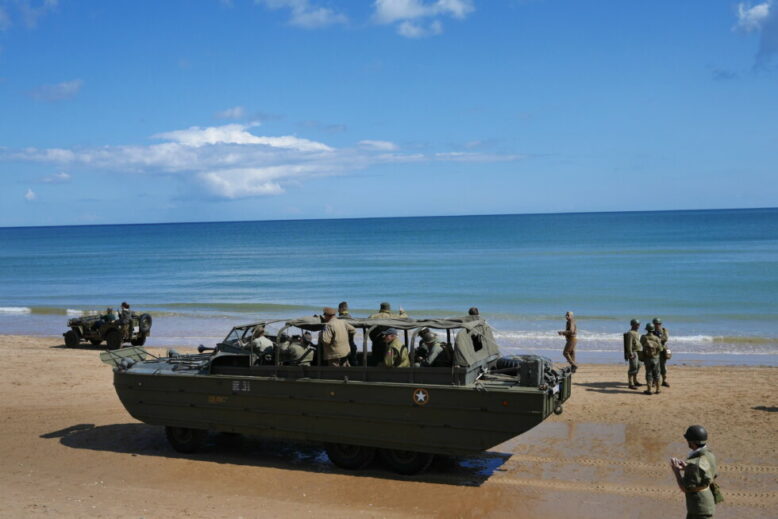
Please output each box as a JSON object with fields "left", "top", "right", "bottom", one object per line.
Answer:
{"left": 383, "top": 337, "right": 410, "bottom": 368}
{"left": 683, "top": 446, "right": 717, "bottom": 515}
{"left": 640, "top": 333, "right": 662, "bottom": 359}
{"left": 623, "top": 329, "right": 640, "bottom": 360}
{"left": 319, "top": 317, "right": 356, "bottom": 361}
{"left": 656, "top": 326, "right": 669, "bottom": 348}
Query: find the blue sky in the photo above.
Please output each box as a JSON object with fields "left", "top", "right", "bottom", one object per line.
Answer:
{"left": 1, "top": 0, "right": 776, "bottom": 226}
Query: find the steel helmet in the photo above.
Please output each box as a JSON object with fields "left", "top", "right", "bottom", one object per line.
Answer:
{"left": 653, "top": 317, "right": 662, "bottom": 325}
{"left": 630, "top": 319, "right": 640, "bottom": 326}
{"left": 684, "top": 425, "right": 708, "bottom": 444}
{"left": 645, "top": 323, "right": 655, "bottom": 331}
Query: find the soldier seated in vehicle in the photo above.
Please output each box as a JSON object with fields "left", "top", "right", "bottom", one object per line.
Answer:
{"left": 277, "top": 335, "right": 315, "bottom": 366}
{"left": 414, "top": 328, "right": 453, "bottom": 368}
{"left": 381, "top": 328, "right": 410, "bottom": 368}
{"left": 93, "top": 307, "right": 117, "bottom": 330}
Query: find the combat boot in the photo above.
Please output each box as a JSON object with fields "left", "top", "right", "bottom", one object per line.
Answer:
{"left": 654, "top": 381, "right": 661, "bottom": 394}
{"left": 661, "top": 377, "right": 670, "bottom": 387}
{"left": 628, "top": 375, "right": 637, "bottom": 389}
{"left": 643, "top": 382, "right": 652, "bottom": 395}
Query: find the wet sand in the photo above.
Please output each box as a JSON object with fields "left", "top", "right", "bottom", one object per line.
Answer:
{"left": 0, "top": 334, "right": 776, "bottom": 518}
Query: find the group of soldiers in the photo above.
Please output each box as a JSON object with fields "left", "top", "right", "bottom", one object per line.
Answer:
{"left": 623, "top": 317, "right": 671, "bottom": 395}
{"left": 247, "top": 301, "right": 457, "bottom": 369}
{"left": 94, "top": 302, "right": 133, "bottom": 329}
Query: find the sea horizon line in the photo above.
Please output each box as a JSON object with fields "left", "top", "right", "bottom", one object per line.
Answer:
{"left": 1, "top": 205, "right": 776, "bottom": 231}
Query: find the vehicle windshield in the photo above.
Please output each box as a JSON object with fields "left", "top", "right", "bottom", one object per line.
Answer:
{"left": 222, "top": 328, "right": 245, "bottom": 347}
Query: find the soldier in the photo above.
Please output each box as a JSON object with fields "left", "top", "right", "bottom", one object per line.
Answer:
{"left": 302, "top": 331, "right": 315, "bottom": 348}
{"left": 623, "top": 319, "right": 642, "bottom": 389}
{"left": 670, "top": 425, "right": 720, "bottom": 518}
{"left": 104, "top": 307, "right": 117, "bottom": 322}
{"left": 414, "top": 328, "right": 453, "bottom": 367}
{"left": 653, "top": 317, "right": 671, "bottom": 387}
{"left": 119, "top": 302, "right": 132, "bottom": 321}
{"left": 640, "top": 323, "right": 663, "bottom": 395}
{"left": 381, "top": 328, "right": 409, "bottom": 368}
{"left": 319, "top": 307, "right": 356, "bottom": 367}
{"left": 337, "top": 301, "right": 352, "bottom": 318}
{"left": 557, "top": 311, "right": 577, "bottom": 372}
{"left": 251, "top": 325, "right": 273, "bottom": 352}
{"left": 468, "top": 307, "right": 480, "bottom": 316}
{"left": 277, "top": 336, "right": 314, "bottom": 366}
{"left": 368, "top": 302, "right": 408, "bottom": 319}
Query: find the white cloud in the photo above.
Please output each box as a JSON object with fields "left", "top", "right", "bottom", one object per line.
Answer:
{"left": 736, "top": 1, "right": 771, "bottom": 32}
{"left": 27, "top": 79, "right": 83, "bottom": 101}
{"left": 40, "top": 171, "right": 71, "bottom": 183}
{"left": 0, "top": 0, "right": 58, "bottom": 31}
{"left": 374, "top": 0, "right": 472, "bottom": 37}
{"left": 4, "top": 122, "right": 520, "bottom": 200}
{"left": 153, "top": 123, "right": 332, "bottom": 151}
{"left": 256, "top": 0, "right": 348, "bottom": 28}
{"left": 358, "top": 139, "right": 399, "bottom": 151}
{"left": 215, "top": 106, "right": 247, "bottom": 119}
{"left": 24, "top": 188, "right": 36, "bottom": 201}
{"left": 735, "top": 1, "right": 778, "bottom": 66}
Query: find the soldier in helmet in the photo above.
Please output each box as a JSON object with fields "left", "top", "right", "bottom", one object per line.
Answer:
{"left": 380, "top": 328, "right": 409, "bottom": 368}
{"left": 414, "top": 328, "right": 453, "bottom": 368}
{"left": 337, "top": 301, "right": 352, "bottom": 319}
{"left": 557, "top": 311, "right": 577, "bottom": 372}
{"left": 640, "top": 323, "right": 663, "bottom": 395}
{"left": 623, "top": 319, "right": 642, "bottom": 389}
{"left": 653, "top": 317, "right": 671, "bottom": 387}
{"left": 368, "top": 302, "right": 408, "bottom": 319}
{"left": 250, "top": 325, "right": 273, "bottom": 352}
{"left": 670, "top": 425, "right": 720, "bottom": 518}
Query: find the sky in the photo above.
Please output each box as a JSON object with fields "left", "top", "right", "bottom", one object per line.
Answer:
{"left": 0, "top": 0, "right": 776, "bottom": 227}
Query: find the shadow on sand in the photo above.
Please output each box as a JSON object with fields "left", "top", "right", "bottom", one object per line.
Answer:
{"left": 40, "top": 423, "right": 510, "bottom": 486}
{"left": 574, "top": 380, "right": 644, "bottom": 395}
{"left": 753, "top": 405, "right": 778, "bottom": 413}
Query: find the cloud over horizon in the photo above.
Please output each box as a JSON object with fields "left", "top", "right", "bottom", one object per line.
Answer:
{"left": 735, "top": 1, "right": 778, "bottom": 67}
{"left": 4, "top": 122, "right": 520, "bottom": 200}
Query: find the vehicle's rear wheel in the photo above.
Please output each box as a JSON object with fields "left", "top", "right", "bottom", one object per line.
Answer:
{"left": 325, "top": 443, "right": 376, "bottom": 470}
{"left": 379, "top": 449, "right": 434, "bottom": 475}
{"left": 105, "top": 329, "right": 122, "bottom": 350}
{"left": 131, "top": 334, "right": 146, "bottom": 346}
{"left": 165, "top": 426, "right": 208, "bottom": 453}
{"left": 90, "top": 339, "right": 102, "bottom": 346}
{"left": 64, "top": 330, "right": 80, "bottom": 348}
{"left": 139, "top": 314, "right": 152, "bottom": 334}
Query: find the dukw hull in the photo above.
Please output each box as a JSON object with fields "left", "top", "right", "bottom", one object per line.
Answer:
{"left": 115, "top": 370, "right": 571, "bottom": 456}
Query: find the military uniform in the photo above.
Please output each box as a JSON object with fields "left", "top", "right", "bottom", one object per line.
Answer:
{"left": 561, "top": 318, "right": 577, "bottom": 370}
{"left": 319, "top": 316, "right": 356, "bottom": 365}
{"left": 278, "top": 340, "right": 314, "bottom": 366}
{"left": 415, "top": 340, "right": 453, "bottom": 367}
{"left": 623, "top": 328, "right": 641, "bottom": 388}
{"left": 682, "top": 446, "right": 718, "bottom": 518}
{"left": 383, "top": 337, "right": 410, "bottom": 368}
{"left": 656, "top": 325, "right": 670, "bottom": 386}
{"left": 640, "top": 332, "right": 662, "bottom": 394}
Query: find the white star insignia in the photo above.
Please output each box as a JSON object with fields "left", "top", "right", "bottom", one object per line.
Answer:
{"left": 413, "top": 388, "right": 429, "bottom": 405}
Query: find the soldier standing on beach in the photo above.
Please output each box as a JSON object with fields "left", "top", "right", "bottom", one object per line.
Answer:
{"left": 670, "top": 425, "right": 720, "bottom": 518}
{"left": 653, "top": 317, "right": 670, "bottom": 387}
{"left": 623, "top": 319, "right": 642, "bottom": 389}
{"left": 337, "top": 301, "right": 352, "bottom": 318}
{"left": 558, "top": 311, "right": 577, "bottom": 372}
{"left": 369, "top": 302, "right": 407, "bottom": 319}
{"left": 640, "top": 323, "right": 663, "bottom": 395}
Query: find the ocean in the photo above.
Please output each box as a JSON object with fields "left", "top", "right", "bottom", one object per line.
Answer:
{"left": 1, "top": 208, "right": 777, "bottom": 366}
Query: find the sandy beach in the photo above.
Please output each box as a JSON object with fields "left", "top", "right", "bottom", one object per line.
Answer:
{"left": 0, "top": 334, "right": 775, "bottom": 518}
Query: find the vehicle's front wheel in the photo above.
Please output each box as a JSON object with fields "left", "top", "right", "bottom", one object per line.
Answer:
{"left": 105, "top": 329, "right": 122, "bottom": 350}
{"left": 131, "top": 334, "right": 146, "bottom": 346}
{"left": 325, "top": 443, "right": 376, "bottom": 470}
{"left": 139, "top": 314, "right": 152, "bottom": 334}
{"left": 64, "top": 330, "right": 80, "bottom": 348}
{"left": 165, "top": 426, "right": 208, "bottom": 453}
{"left": 379, "top": 449, "right": 434, "bottom": 475}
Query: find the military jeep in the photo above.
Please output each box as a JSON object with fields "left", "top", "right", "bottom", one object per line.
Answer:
{"left": 64, "top": 311, "right": 152, "bottom": 350}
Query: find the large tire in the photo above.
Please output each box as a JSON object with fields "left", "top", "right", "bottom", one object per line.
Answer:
{"left": 131, "top": 334, "right": 146, "bottom": 347}
{"left": 90, "top": 339, "right": 102, "bottom": 346}
{"left": 105, "top": 329, "right": 122, "bottom": 350}
{"left": 325, "top": 443, "right": 376, "bottom": 470}
{"left": 139, "top": 314, "right": 152, "bottom": 334}
{"left": 64, "top": 330, "right": 80, "bottom": 348}
{"left": 165, "top": 426, "right": 208, "bottom": 453}
{"left": 379, "top": 449, "right": 434, "bottom": 475}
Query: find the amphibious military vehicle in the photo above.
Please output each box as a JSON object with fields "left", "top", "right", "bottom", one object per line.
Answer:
{"left": 102, "top": 316, "right": 571, "bottom": 474}
{"left": 66, "top": 310, "right": 152, "bottom": 349}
